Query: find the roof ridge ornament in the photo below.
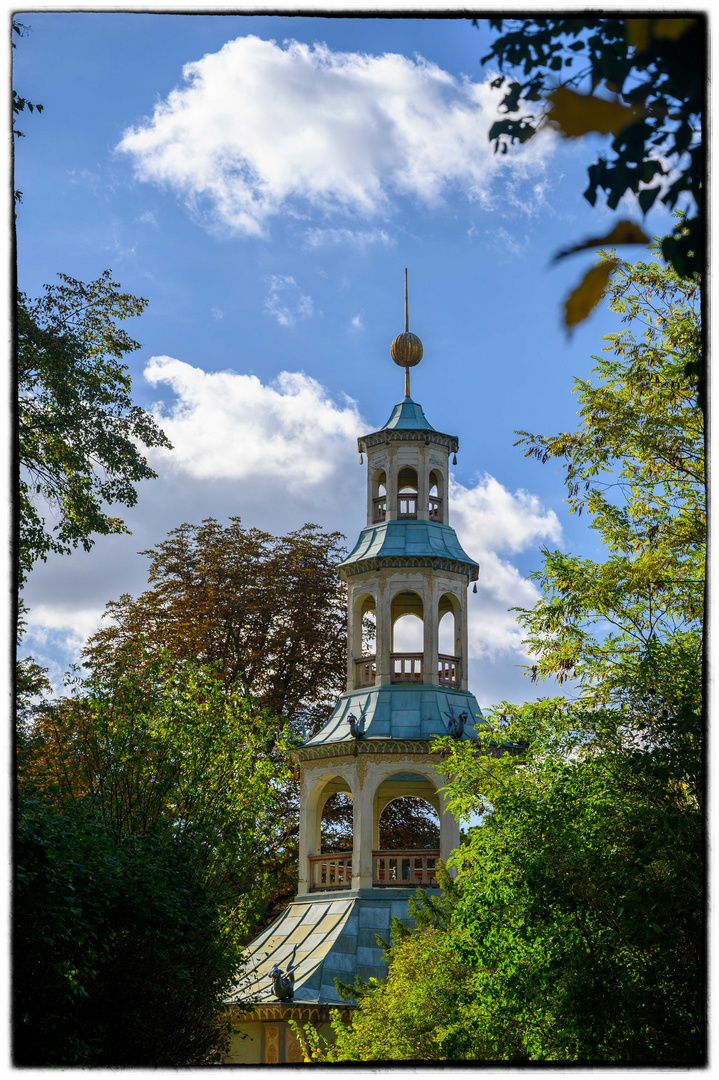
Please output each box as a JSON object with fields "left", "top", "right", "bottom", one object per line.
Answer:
{"left": 391, "top": 268, "right": 423, "bottom": 398}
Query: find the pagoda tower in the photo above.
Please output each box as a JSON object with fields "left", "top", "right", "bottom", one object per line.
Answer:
{"left": 224, "top": 272, "right": 484, "bottom": 1065}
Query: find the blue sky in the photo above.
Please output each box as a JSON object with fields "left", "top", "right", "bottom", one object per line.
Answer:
{"left": 14, "top": 8, "right": 681, "bottom": 706}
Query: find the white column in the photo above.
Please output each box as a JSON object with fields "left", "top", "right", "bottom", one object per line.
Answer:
{"left": 417, "top": 446, "right": 429, "bottom": 521}
{"left": 460, "top": 588, "right": 469, "bottom": 691}
{"left": 376, "top": 582, "right": 392, "bottom": 686}
{"left": 386, "top": 449, "right": 397, "bottom": 521}
{"left": 297, "top": 771, "right": 318, "bottom": 896}
{"left": 346, "top": 583, "right": 356, "bottom": 691}
{"left": 352, "top": 774, "right": 375, "bottom": 890}
{"left": 424, "top": 581, "right": 439, "bottom": 686}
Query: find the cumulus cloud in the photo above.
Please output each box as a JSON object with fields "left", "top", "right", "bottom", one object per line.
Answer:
{"left": 117, "top": 35, "right": 555, "bottom": 237}
{"left": 451, "top": 474, "right": 561, "bottom": 663}
{"left": 144, "top": 356, "right": 363, "bottom": 483}
{"left": 264, "top": 275, "right": 315, "bottom": 326}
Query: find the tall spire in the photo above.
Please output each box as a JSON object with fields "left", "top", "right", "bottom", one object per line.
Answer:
{"left": 391, "top": 267, "right": 423, "bottom": 398}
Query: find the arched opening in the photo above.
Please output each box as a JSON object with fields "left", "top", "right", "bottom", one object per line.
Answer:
{"left": 397, "top": 466, "right": 418, "bottom": 518}
{"left": 353, "top": 592, "right": 377, "bottom": 687}
{"left": 429, "top": 470, "right": 443, "bottom": 521}
{"left": 320, "top": 792, "right": 354, "bottom": 853}
{"left": 391, "top": 590, "right": 423, "bottom": 682}
{"left": 438, "top": 593, "right": 461, "bottom": 687}
{"left": 308, "top": 775, "right": 354, "bottom": 892}
{"left": 372, "top": 469, "right": 387, "bottom": 521}
{"left": 379, "top": 797, "right": 440, "bottom": 849}
{"left": 373, "top": 772, "right": 441, "bottom": 887}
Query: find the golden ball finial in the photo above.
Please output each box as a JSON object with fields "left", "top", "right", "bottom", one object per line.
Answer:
{"left": 391, "top": 331, "right": 423, "bottom": 367}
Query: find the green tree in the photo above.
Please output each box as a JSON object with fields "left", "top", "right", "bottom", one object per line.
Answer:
{"left": 15, "top": 655, "right": 294, "bottom": 1066}
{"left": 514, "top": 251, "right": 703, "bottom": 707}
{"left": 438, "top": 726, "right": 702, "bottom": 1062}
{"left": 18, "top": 270, "right": 171, "bottom": 587}
{"left": 479, "top": 17, "right": 703, "bottom": 326}
{"left": 84, "top": 517, "right": 347, "bottom": 735}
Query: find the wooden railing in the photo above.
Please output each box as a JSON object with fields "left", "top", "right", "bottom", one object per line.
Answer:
{"left": 373, "top": 850, "right": 440, "bottom": 887}
{"left": 308, "top": 852, "right": 353, "bottom": 892}
{"left": 373, "top": 496, "right": 386, "bottom": 521}
{"left": 355, "top": 656, "right": 376, "bottom": 687}
{"left": 391, "top": 652, "right": 423, "bottom": 683}
{"left": 438, "top": 654, "right": 460, "bottom": 687}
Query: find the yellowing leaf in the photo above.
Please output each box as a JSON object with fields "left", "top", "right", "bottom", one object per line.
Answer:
{"left": 547, "top": 86, "right": 642, "bottom": 138}
{"left": 554, "top": 221, "right": 650, "bottom": 262}
{"left": 626, "top": 17, "right": 696, "bottom": 53}
{"left": 653, "top": 18, "right": 696, "bottom": 40}
{"left": 626, "top": 19, "right": 651, "bottom": 52}
{"left": 564, "top": 259, "right": 619, "bottom": 329}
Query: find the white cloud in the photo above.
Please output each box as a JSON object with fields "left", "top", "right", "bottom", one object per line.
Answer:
{"left": 303, "top": 227, "right": 394, "bottom": 249}
{"left": 451, "top": 474, "right": 561, "bottom": 663}
{"left": 137, "top": 209, "right": 158, "bottom": 227}
{"left": 264, "top": 274, "right": 315, "bottom": 326}
{"left": 350, "top": 313, "right": 363, "bottom": 331}
{"left": 211, "top": 306, "right": 224, "bottom": 320}
{"left": 22, "top": 604, "right": 107, "bottom": 696}
{"left": 117, "top": 36, "right": 556, "bottom": 237}
{"left": 144, "top": 355, "right": 363, "bottom": 484}
{"left": 451, "top": 474, "right": 561, "bottom": 554}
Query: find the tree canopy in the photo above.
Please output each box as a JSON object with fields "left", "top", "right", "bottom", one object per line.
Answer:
{"left": 18, "top": 270, "right": 171, "bottom": 586}
{"left": 84, "top": 516, "right": 348, "bottom": 735}
{"left": 15, "top": 655, "right": 294, "bottom": 1066}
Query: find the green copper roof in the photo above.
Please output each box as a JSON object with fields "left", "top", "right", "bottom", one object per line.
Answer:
{"left": 301, "top": 685, "right": 484, "bottom": 747}
{"left": 338, "top": 520, "right": 479, "bottom": 575}
{"left": 380, "top": 396, "right": 436, "bottom": 431}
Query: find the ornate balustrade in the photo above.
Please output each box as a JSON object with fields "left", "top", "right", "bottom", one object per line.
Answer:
{"left": 438, "top": 654, "right": 460, "bottom": 687}
{"left": 391, "top": 652, "right": 423, "bottom": 683}
{"left": 373, "top": 850, "right": 439, "bottom": 887}
{"left": 356, "top": 653, "right": 459, "bottom": 687}
{"left": 308, "top": 852, "right": 353, "bottom": 892}
{"left": 397, "top": 493, "right": 417, "bottom": 518}
{"left": 355, "top": 656, "right": 377, "bottom": 687}
{"left": 308, "top": 850, "right": 441, "bottom": 892}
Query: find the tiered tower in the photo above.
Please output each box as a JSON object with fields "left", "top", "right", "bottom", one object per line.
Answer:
{"left": 224, "top": 272, "right": 484, "bottom": 1064}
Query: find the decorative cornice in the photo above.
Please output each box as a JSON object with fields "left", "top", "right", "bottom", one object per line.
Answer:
{"left": 291, "top": 739, "right": 442, "bottom": 763}
{"left": 339, "top": 554, "right": 478, "bottom": 581}
{"left": 227, "top": 1003, "right": 354, "bottom": 1023}
{"left": 359, "top": 429, "right": 458, "bottom": 453}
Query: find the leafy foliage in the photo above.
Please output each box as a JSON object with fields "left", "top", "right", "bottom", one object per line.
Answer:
{"left": 438, "top": 731, "right": 702, "bottom": 1062}
{"left": 479, "top": 17, "right": 704, "bottom": 325}
{"left": 15, "top": 789, "right": 235, "bottom": 1066}
{"left": 514, "top": 252, "right": 703, "bottom": 698}
{"left": 17, "top": 271, "right": 171, "bottom": 586}
{"left": 84, "top": 517, "right": 346, "bottom": 735}
{"left": 15, "top": 657, "right": 294, "bottom": 1065}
